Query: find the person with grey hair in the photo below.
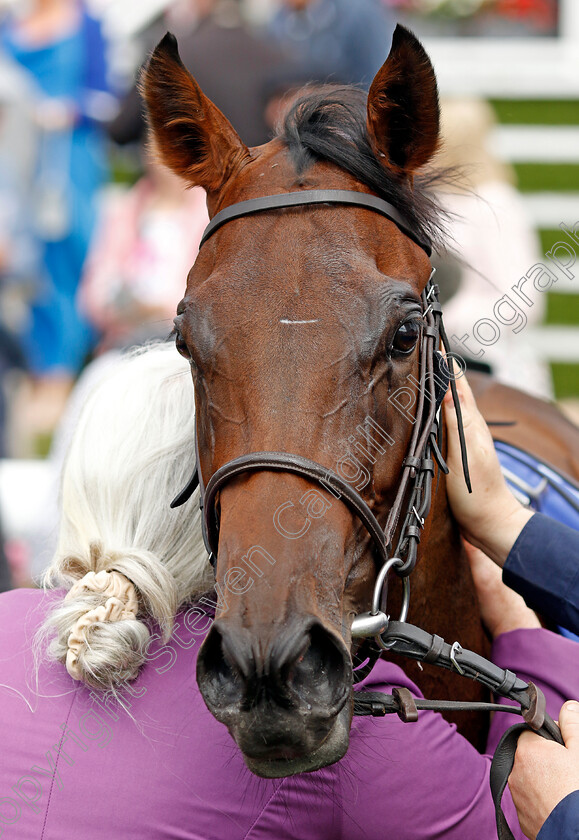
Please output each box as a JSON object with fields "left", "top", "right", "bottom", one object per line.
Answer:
{"left": 0, "top": 342, "right": 217, "bottom": 836}
{"left": 38, "top": 343, "right": 214, "bottom": 690}
{"left": 0, "top": 342, "right": 578, "bottom": 839}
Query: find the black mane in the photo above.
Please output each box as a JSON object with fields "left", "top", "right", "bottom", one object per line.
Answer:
{"left": 277, "top": 86, "right": 448, "bottom": 251}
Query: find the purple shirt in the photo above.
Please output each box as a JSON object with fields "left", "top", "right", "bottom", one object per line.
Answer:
{"left": 1, "top": 587, "right": 578, "bottom": 839}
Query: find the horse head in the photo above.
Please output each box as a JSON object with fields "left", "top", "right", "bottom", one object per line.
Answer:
{"left": 142, "top": 25, "right": 447, "bottom": 777}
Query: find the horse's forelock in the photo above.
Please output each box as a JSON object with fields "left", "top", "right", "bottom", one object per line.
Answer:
{"left": 276, "top": 85, "right": 450, "bottom": 252}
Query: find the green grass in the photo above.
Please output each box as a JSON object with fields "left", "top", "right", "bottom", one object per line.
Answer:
{"left": 490, "top": 99, "right": 579, "bottom": 125}
{"left": 545, "top": 292, "right": 579, "bottom": 325}
{"left": 539, "top": 229, "right": 571, "bottom": 254}
{"left": 513, "top": 163, "right": 579, "bottom": 192}
{"left": 550, "top": 363, "right": 579, "bottom": 398}
{"left": 538, "top": 232, "right": 579, "bottom": 326}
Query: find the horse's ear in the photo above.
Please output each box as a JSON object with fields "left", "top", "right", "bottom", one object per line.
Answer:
{"left": 367, "top": 25, "right": 440, "bottom": 176}
{"left": 140, "top": 33, "right": 249, "bottom": 192}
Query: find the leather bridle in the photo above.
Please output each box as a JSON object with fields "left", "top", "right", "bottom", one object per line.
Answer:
{"left": 171, "top": 188, "right": 466, "bottom": 648}
{"left": 170, "top": 188, "right": 562, "bottom": 839}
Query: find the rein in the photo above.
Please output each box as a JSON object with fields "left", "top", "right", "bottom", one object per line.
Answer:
{"left": 171, "top": 188, "right": 560, "bottom": 838}
{"left": 353, "top": 622, "right": 564, "bottom": 840}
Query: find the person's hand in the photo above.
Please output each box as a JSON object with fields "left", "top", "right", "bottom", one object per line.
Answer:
{"left": 463, "top": 541, "right": 540, "bottom": 638}
{"left": 443, "top": 373, "right": 533, "bottom": 567}
{"left": 509, "top": 700, "right": 579, "bottom": 839}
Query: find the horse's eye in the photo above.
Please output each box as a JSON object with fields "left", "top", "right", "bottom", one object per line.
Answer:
{"left": 392, "top": 320, "right": 421, "bottom": 355}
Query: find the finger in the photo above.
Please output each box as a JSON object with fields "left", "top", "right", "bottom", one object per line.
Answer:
{"left": 443, "top": 377, "right": 479, "bottom": 477}
{"left": 514, "top": 729, "right": 537, "bottom": 756}
{"left": 443, "top": 373, "right": 480, "bottom": 428}
{"left": 444, "top": 368, "right": 475, "bottom": 404}
{"left": 444, "top": 375, "right": 497, "bottom": 461}
{"left": 443, "top": 376, "right": 477, "bottom": 444}
{"left": 559, "top": 700, "right": 579, "bottom": 750}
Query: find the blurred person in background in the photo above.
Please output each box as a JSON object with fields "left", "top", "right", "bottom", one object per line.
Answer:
{"left": 0, "top": 324, "right": 26, "bottom": 457}
{"left": 27, "top": 152, "right": 209, "bottom": 576}
{"left": 78, "top": 156, "right": 209, "bottom": 354}
{"left": 108, "top": 0, "right": 286, "bottom": 149}
{"left": 0, "top": 515, "right": 11, "bottom": 592}
{"left": 434, "top": 98, "right": 552, "bottom": 399}
{"left": 0, "top": 54, "right": 36, "bottom": 457}
{"left": 267, "top": 0, "right": 395, "bottom": 89}
{"left": 0, "top": 0, "right": 117, "bottom": 439}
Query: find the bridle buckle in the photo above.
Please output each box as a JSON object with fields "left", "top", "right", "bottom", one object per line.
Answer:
{"left": 351, "top": 556, "right": 410, "bottom": 650}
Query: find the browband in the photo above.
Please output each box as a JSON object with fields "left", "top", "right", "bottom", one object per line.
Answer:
{"left": 199, "top": 189, "right": 432, "bottom": 257}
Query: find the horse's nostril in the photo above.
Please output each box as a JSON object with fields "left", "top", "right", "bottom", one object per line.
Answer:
{"left": 197, "top": 624, "right": 244, "bottom": 710}
{"left": 198, "top": 619, "right": 351, "bottom": 719}
{"left": 287, "top": 624, "right": 350, "bottom": 710}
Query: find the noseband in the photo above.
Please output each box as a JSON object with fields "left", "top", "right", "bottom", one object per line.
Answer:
{"left": 171, "top": 189, "right": 470, "bottom": 656}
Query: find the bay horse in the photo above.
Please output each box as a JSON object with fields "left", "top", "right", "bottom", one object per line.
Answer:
{"left": 141, "top": 25, "right": 579, "bottom": 778}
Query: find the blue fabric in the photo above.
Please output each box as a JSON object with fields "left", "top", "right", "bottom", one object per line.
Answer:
{"left": 537, "top": 790, "right": 579, "bottom": 840}
{"left": 0, "top": 6, "right": 108, "bottom": 374}
{"left": 560, "top": 626, "right": 579, "bottom": 643}
{"left": 1, "top": 9, "right": 109, "bottom": 108}
{"left": 81, "top": 13, "right": 109, "bottom": 104}
{"left": 495, "top": 440, "right": 579, "bottom": 530}
{"left": 496, "top": 442, "right": 579, "bottom": 638}
{"left": 504, "top": 512, "right": 579, "bottom": 637}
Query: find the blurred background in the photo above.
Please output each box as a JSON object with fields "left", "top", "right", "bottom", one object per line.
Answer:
{"left": 0, "top": 0, "right": 577, "bottom": 589}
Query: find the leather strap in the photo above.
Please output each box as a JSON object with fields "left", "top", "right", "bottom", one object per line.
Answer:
{"left": 439, "top": 318, "right": 472, "bottom": 492}
{"left": 354, "top": 691, "right": 527, "bottom": 720}
{"left": 381, "top": 621, "right": 529, "bottom": 695}
{"left": 490, "top": 721, "right": 564, "bottom": 840}
{"left": 170, "top": 466, "right": 199, "bottom": 508}
{"left": 353, "top": 621, "right": 564, "bottom": 839}
{"left": 354, "top": 684, "right": 563, "bottom": 839}
{"left": 201, "top": 451, "right": 389, "bottom": 564}
{"left": 199, "top": 189, "right": 432, "bottom": 256}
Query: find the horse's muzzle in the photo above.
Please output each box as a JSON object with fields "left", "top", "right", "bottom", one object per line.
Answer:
{"left": 196, "top": 617, "right": 353, "bottom": 776}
